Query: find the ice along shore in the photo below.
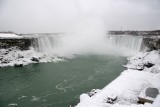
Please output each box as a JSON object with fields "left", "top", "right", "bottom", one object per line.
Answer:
{"left": 75, "top": 51, "right": 160, "bottom": 107}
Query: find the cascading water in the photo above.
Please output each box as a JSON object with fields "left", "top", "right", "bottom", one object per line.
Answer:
{"left": 35, "top": 34, "right": 146, "bottom": 56}
{"left": 37, "top": 35, "right": 63, "bottom": 54}
{"left": 106, "top": 35, "right": 145, "bottom": 53}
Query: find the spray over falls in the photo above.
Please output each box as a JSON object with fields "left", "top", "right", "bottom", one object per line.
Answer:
{"left": 35, "top": 34, "right": 145, "bottom": 56}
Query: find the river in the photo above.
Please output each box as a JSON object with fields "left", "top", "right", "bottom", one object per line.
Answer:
{"left": 0, "top": 55, "right": 126, "bottom": 107}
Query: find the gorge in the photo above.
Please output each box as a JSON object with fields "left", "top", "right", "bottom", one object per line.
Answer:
{"left": 0, "top": 32, "right": 160, "bottom": 107}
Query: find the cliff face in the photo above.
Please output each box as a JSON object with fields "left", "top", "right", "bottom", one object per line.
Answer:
{"left": 108, "top": 30, "right": 160, "bottom": 36}
{"left": 143, "top": 38, "right": 160, "bottom": 51}
{"left": 108, "top": 30, "right": 160, "bottom": 51}
{"left": 0, "top": 38, "right": 37, "bottom": 50}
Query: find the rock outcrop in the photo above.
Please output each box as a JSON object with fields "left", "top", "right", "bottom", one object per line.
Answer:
{"left": 143, "top": 38, "right": 160, "bottom": 50}
{"left": 108, "top": 30, "right": 160, "bottom": 36}
{"left": 0, "top": 38, "right": 38, "bottom": 50}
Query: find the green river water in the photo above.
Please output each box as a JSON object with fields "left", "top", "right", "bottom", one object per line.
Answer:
{"left": 0, "top": 55, "right": 127, "bottom": 107}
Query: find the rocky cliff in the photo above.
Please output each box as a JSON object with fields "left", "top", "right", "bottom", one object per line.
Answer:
{"left": 0, "top": 38, "right": 38, "bottom": 50}
{"left": 143, "top": 37, "right": 160, "bottom": 51}
{"left": 108, "top": 30, "right": 160, "bottom": 36}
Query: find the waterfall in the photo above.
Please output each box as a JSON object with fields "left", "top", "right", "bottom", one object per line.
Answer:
{"left": 37, "top": 35, "right": 63, "bottom": 54}
{"left": 34, "top": 34, "right": 146, "bottom": 56}
{"left": 106, "top": 35, "right": 145, "bottom": 53}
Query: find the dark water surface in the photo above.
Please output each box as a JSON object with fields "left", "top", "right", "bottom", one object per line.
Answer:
{"left": 0, "top": 55, "right": 127, "bottom": 107}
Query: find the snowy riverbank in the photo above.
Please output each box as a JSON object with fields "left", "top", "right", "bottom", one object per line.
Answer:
{"left": 75, "top": 50, "right": 160, "bottom": 107}
{"left": 0, "top": 47, "right": 63, "bottom": 67}
{"left": 0, "top": 33, "right": 22, "bottom": 38}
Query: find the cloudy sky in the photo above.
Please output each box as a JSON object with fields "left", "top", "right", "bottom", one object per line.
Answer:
{"left": 0, "top": 0, "right": 160, "bottom": 33}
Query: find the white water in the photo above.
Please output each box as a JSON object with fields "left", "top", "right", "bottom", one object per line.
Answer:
{"left": 106, "top": 35, "right": 144, "bottom": 53}
{"left": 36, "top": 34, "right": 145, "bottom": 56}
{"left": 37, "top": 35, "right": 63, "bottom": 54}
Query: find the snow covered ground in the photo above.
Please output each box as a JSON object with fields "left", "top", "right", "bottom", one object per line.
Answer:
{"left": 75, "top": 50, "right": 160, "bottom": 107}
{"left": 0, "top": 47, "right": 64, "bottom": 67}
{"left": 0, "top": 33, "right": 22, "bottom": 38}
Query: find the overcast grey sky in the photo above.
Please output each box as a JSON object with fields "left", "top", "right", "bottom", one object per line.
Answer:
{"left": 0, "top": 0, "right": 160, "bottom": 33}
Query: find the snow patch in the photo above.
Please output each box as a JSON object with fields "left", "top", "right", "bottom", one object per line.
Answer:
{"left": 0, "top": 47, "right": 64, "bottom": 67}
{"left": 0, "top": 33, "right": 22, "bottom": 38}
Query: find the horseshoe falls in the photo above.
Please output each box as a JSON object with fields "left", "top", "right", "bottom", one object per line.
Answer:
{"left": 36, "top": 34, "right": 145, "bottom": 56}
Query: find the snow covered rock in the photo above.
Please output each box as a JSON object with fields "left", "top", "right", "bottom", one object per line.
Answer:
{"left": 0, "top": 33, "right": 21, "bottom": 38}
{"left": 31, "top": 57, "right": 39, "bottom": 62}
{"left": 105, "top": 94, "right": 117, "bottom": 104}
{"left": 125, "top": 51, "right": 160, "bottom": 73}
{"left": 0, "top": 47, "right": 64, "bottom": 67}
{"left": 14, "top": 63, "right": 24, "bottom": 67}
{"left": 87, "top": 89, "right": 101, "bottom": 97}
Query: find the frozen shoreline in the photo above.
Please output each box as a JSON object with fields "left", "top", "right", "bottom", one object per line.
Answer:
{"left": 0, "top": 47, "right": 64, "bottom": 67}
{"left": 0, "top": 33, "right": 22, "bottom": 38}
{"left": 75, "top": 51, "right": 160, "bottom": 107}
